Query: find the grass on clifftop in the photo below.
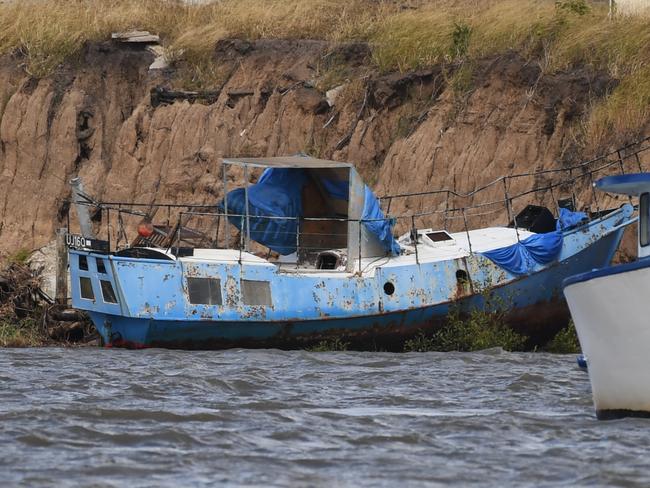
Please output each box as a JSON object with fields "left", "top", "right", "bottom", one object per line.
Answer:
{"left": 0, "top": 0, "right": 648, "bottom": 144}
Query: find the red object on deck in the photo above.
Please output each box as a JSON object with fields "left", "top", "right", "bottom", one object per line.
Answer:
{"left": 137, "top": 219, "right": 154, "bottom": 238}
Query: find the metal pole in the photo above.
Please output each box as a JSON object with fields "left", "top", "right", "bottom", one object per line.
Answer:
{"left": 461, "top": 208, "right": 473, "bottom": 255}
{"left": 106, "top": 208, "right": 111, "bottom": 252}
{"left": 411, "top": 215, "right": 419, "bottom": 265}
{"left": 617, "top": 150, "right": 626, "bottom": 175}
{"left": 223, "top": 163, "right": 229, "bottom": 248}
{"left": 55, "top": 228, "right": 69, "bottom": 305}
{"left": 175, "top": 212, "right": 182, "bottom": 256}
{"left": 243, "top": 164, "right": 251, "bottom": 252}
{"left": 443, "top": 190, "right": 450, "bottom": 230}
{"left": 358, "top": 217, "right": 363, "bottom": 273}
{"left": 568, "top": 168, "right": 578, "bottom": 212}
{"left": 617, "top": 150, "right": 634, "bottom": 205}
{"left": 215, "top": 215, "right": 221, "bottom": 249}
{"left": 549, "top": 185, "right": 561, "bottom": 219}
{"left": 70, "top": 177, "right": 95, "bottom": 238}
{"left": 296, "top": 218, "right": 300, "bottom": 270}
{"left": 503, "top": 178, "right": 519, "bottom": 243}
{"left": 502, "top": 178, "right": 512, "bottom": 223}
{"left": 116, "top": 208, "right": 122, "bottom": 249}
{"left": 239, "top": 216, "right": 244, "bottom": 265}
{"left": 588, "top": 171, "right": 601, "bottom": 214}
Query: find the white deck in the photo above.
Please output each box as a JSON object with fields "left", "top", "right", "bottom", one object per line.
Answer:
{"left": 359, "top": 227, "right": 534, "bottom": 272}
{"left": 184, "top": 248, "right": 272, "bottom": 265}
{"left": 171, "top": 226, "right": 534, "bottom": 276}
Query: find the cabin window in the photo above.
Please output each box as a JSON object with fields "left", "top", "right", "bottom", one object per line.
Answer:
{"left": 79, "top": 255, "right": 88, "bottom": 271}
{"left": 641, "top": 193, "right": 650, "bottom": 247}
{"left": 242, "top": 280, "right": 272, "bottom": 306}
{"left": 187, "top": 278, "right": 222, "bottom": 305}
{"left": 96, "top": 259, "right": 107, "bottom": 274}
{"left": 100, "top": 280, "right": 118, "bottom": 304}
{"left": 79, "top": 277, "right": 94, "bottom": 300}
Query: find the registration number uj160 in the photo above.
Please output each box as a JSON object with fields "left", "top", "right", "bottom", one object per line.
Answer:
{"left": 65, "top": 233, "right": 109, "bottom": 251}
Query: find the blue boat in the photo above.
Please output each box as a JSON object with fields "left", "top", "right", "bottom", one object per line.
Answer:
{"left": 67, "top": 156, "right": 635, "bottom": 350}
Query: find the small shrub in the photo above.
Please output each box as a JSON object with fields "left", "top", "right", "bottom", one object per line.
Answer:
{"left": 434, "top": 306, "right": 527, "bottom": 352}
{"left": 8, "top": 249, "right": 31, "bottom": 265}
{"left": 451, "top": 22, "right": 472, "bottom": 59}
{"left": 404, "top": 331, "right": 437, "bottom": 352}
{"left": 555, "top": 0, "right": 590, "bottom": 16}
{"left": 544, "top": 321, "right": 581, "bottom": 353}
{"left": 0, "top": 317, "right": 46, "bottom": 347}
{"left": 403, "top": 303, "right": 527, "bottom": 353}
{"left": 449, "top": 63, "right": 474, "bottom": 97}
{"left": 308, "top": 337, "right": 349, "bottom": 352}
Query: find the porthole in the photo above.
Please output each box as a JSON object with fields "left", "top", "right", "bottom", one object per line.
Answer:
{"left": 383, "top": 282, "right": 395, "bottom": 295}
{"left": 456, "top": 269, "right": 468, "bottom": 283}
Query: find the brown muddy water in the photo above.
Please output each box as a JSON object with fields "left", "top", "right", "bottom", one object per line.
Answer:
{"left": 1, "top": 347, "right": 648, "bottom": 487}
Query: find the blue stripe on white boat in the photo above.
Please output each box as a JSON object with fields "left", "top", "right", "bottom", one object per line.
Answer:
{"left": 595, "top": 173, "right": 650, "bottom": 195}
{"left": 564, "top": 254, "right": 650, "bottom": 288}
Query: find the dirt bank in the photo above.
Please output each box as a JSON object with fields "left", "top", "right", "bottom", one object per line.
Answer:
{"left": 0, "top": 38, "right": 647, "bottom": 256}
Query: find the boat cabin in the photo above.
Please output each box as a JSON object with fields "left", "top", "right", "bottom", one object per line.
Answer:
{"left": 217, "top": 156, "right": 400, "bottom": 272}
{"left": 595, "top": 173, "right": 650, "bottom": 258}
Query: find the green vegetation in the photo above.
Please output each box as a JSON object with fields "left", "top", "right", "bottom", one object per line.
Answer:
{"left": 402, "top": 311, "right": 581, "bottom": 354}
{"left": 0, "top": 317, "right": 47, "bottom": 347}
{"left": 403, "top": 332, "right": 438, "bottom": 353}
{"left": 7, "top": 249, "right": 31, "bottom": 265}
{"left": 404, "top": 305, "right": 527, "bottom": 352}
{"left": 308, "top": 337, "right": 349, "bottom": 352}
{"left": 544, "top": 320, "right": 581, "bottom": 354}
{"left": 451, "top": 22, "right": 472, "bottom": 59}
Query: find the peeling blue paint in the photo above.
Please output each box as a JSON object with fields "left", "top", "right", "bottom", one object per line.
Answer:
{"left": 70, "top": 205, "right": 634, "bottom": 348}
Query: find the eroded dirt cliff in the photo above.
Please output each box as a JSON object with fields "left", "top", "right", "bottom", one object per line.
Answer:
{"left": 0, "top": 39, "right": 646, "bottom": 256}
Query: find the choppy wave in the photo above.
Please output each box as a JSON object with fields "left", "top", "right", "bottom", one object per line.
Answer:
{"left": 1, "top": 347, "right": 648, "bottom": 487}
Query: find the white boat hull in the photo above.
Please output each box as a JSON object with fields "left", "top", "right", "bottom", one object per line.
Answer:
{"left": 564, "top": 260, "right": 650, "bottom": 419}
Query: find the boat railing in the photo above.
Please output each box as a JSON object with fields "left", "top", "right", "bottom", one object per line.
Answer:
{"left": 379, "top": 135, "right": 650, "bottom": 215}
{"left": 63, "top": 136, "right": 650, "bottom": 260}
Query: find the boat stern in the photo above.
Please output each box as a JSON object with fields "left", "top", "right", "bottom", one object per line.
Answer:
{"left": 69, "top": 250, "right": 131, "bottom": 344}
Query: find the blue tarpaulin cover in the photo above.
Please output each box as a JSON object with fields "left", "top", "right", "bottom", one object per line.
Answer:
{"left": 362, "top": 186, "right": 401, "bottom": 256}
{"left": 219, "top": 168, "right": 400, "bottom": 255}
{"left": 480, "top": 208, "right": 587, "bottom": 275}
{"left": 218, "top": 168, "right": 306, "bottom": 255}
